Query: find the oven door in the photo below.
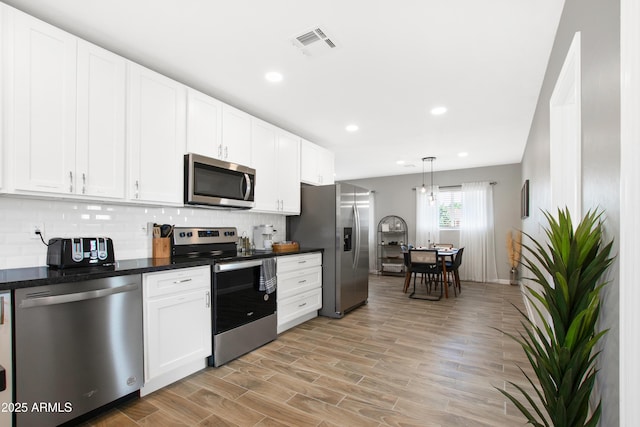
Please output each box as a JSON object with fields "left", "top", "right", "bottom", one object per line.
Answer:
{"left": 213, "top": 259, "right": 276, "bottom": 334}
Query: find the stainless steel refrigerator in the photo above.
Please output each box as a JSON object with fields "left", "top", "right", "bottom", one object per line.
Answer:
{"left": 287, "top": 183, "right": 369, "bottom": 318}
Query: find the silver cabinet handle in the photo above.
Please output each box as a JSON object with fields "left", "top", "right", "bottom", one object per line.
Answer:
{"left": 298, "top": 302, "right": 307, "bottom": 308}
{"left": 224, "top": 146, "right": 228, "bottom": 159}
{"left": 0, "top": 295, "right": 4, "bottom": 325}
{"left": 173, "top": 278, "right": 193, "bottom": 284}
{"left": 135, "top": 180, "right": 139, "bottom": 199}
{"left": 298, "top": 260, "right": 307, "bottom": 264}
{"left": 205, "top": 291, "right": 211, "bottom": 308}
{"left": 298, "top": 279, "right": 307, "bottom": 284}
{"left": 82, "top": 173, "right": 86, "bottom": 194}
{"left": 69, "top": 171, "right": 73, "bottom": 193}
{"left": 19, "top": 283, "right": 139, "bottom": 308}
{"left": 217, "top": 144, "right": 223, "bottom": 158}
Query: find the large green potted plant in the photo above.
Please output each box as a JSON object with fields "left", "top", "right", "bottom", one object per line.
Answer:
{"left": 498, "top": 208, "right": 614, "bottom": 427}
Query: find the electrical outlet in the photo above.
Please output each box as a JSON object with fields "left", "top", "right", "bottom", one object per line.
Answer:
{"left": 31, "top": 223, "right": 45, "bottom": 240}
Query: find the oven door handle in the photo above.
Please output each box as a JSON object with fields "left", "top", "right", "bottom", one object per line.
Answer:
{"left": 215, "top": 259, "right": 264, "bottom": 272}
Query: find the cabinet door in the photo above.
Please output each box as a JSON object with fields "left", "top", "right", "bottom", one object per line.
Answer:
{"left": 221, "top": 104, "right": 251, "bottom": 166}
{"left": 127, "top": 62, "right": 186, "bottom": 204}
{"left": 300, "top": 139, "right": 320, "bottom": 185}
{"left": 76, "top": 40, "right": 126, "bottom": 199}
{"left": 144, "top": 289, "right": 211, "bottom": 381}
{"left": 278, "top": 266, "right": 322, "bottom": 299}
{"left": 12, "top": 10, "right": 77, "bottom": 194}
{"left": 251, "top": 118, "right": 279, "bottom": 211}
{"left": 186, "top": 88, "right": 222, "bottom": 159}
{"left": 318, "top": 146, "right": 335, "bottom": 185}
{"left": 277, "top": 130, "right": 300, "bottom": 214}
{"left": 300, "top": 139, "right": 334, "bottom": 186}
{"left": 0, "top": 5, "right": 5, "bottom": 192}
{"left": 277, "top": 252, "right": 322, "bottom": 274}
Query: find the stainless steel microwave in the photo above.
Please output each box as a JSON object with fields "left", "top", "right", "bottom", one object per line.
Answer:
{"left": 184, "top": 153, "right": 255, "bottom": 209}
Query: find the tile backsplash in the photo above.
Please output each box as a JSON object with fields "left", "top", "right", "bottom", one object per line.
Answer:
{"left": 0, "top": 196, "right": 286, "bottom": 269}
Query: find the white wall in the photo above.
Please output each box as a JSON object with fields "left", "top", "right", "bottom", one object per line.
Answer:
{"left": 0, "top": 196, "right": 286, "bottom": 269}
{"left": 521, "top": 0, "right": 620, "bottom": 424}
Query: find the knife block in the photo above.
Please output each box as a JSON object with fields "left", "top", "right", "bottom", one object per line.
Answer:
{"left": 152, "top": 237, "right": 171, "bottom": 259}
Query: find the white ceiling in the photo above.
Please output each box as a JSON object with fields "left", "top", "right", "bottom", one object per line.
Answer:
{"left": 3, "top": 0, "right": 565, "bottom": 180}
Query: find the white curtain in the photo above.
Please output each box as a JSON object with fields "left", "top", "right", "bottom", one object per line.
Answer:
{"left": 415, "top": 186, "right": 439, "bottom": 247}
{"left": 459, "top": 182, "right": 498, "bottom": 283}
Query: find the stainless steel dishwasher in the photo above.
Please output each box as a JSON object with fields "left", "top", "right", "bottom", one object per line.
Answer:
{"left": 14, "top": 275, "right": 143, "bottom": 427}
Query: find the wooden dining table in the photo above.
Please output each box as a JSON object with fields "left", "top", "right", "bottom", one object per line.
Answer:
{"left": 403, "top": 248, "right": 458, "bottom": 298}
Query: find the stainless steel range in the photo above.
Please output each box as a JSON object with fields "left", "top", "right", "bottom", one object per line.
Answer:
{"left": 172, "top": 227, "right": 277, "bottom": 367}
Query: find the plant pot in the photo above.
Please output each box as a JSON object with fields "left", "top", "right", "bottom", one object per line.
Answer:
{"left": 509, "top": 267, "right": 519, "bottom": 285}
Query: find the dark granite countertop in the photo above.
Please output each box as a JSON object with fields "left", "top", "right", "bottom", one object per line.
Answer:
{"left": 0, "top": 248, "right": 323, "bottom": 291}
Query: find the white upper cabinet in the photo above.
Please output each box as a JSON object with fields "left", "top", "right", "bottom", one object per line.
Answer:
{"left": 11, "top": 9, "right": 77, "bottom": 194}
{"left": 127, "top": 62, "right": 186, "bottom": 205}
{"left": 186, "top": 88, "right": 222, "bottom": 159}
{"left": 277, "top": 130, "right": 301, "bottom": 214}
{"left": 300, "top": 139, "right": 335, "bottom": 186}
{"left": 76, "top": 40, "right": 126, "bottom": 199}
{"left": 251, "top": 118, "right": 300, "bottom": 214}
{"left": 7, "top": 8, "right": 126, "bottom": 199}
{"left": 251, "top": 119, "right": 279, "bottom": 211}
{"left": 221, "top": 104, "right": 252, "bottom": 166}
{"left": 0, "top": 5, "right": 5, "bottom": 192}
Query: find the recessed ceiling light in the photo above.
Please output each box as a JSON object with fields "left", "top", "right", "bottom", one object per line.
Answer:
{"left": 430, "top": 106, "right": 448, "bottom": 115}
{"left": 346, "top": 124, "right": 359, "bottom": 132}
{"left": 264, "top": 71, "right": 283, "bottom": 83}
{"left": 458, "top": 152, "right": 468, "bottom": 157}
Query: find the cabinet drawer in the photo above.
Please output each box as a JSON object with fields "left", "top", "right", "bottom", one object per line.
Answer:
{"left": 278, "top": 288, "right": 322, "bottom": 325}
{"left": 276, "top": 252, "right": 321, "bottom": 273}
{"left": 143, "top": 266, "right": 211, "bottom": 298}
{"left": 277, "top": 266, "right": 322, "bottom": 300}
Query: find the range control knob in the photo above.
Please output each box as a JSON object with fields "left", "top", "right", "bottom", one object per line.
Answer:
{"left": 179, "top": 232, "right": 186, "bottom": 238}
{"left": 187, "top": 232, "right": 193, "bottom": 237}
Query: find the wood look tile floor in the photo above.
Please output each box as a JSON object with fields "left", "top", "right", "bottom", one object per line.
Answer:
{"left": 83, "top": 275, "right": 535, "bottom": 426}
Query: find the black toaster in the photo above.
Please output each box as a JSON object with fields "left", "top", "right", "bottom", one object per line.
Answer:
{"left": 47, "top": 237, "right": 115, "bottom": 269}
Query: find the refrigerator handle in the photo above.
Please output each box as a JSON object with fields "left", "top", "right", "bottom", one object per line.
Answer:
{"left": 353, "top": 204, "right": 360, "bottom": 269}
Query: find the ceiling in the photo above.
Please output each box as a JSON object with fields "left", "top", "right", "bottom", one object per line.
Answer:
{"left": 3, "top": 0, "right": 565, "bottom": 180}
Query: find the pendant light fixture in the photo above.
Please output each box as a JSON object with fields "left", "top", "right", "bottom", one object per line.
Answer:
{"left": 422, "top": 156, "right": 436, "bottom": 205}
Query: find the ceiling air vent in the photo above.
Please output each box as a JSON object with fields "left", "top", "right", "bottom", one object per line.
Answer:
{"left": 292, "top": 27, "right": 338, "bottom": 57}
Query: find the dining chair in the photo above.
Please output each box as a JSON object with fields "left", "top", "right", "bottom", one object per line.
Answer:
{"left": 444, "top": 247, "right": 464, "bottom": 296}
{"left": 408, "top": 249, "right": 443, "bottom": 300}
{"left": 401, "top": 245, "right": 411, "bottom": 293}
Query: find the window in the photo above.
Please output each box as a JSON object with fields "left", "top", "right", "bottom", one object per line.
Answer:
{"left": 439, "top": 189, "right": 462, "bottom": 229}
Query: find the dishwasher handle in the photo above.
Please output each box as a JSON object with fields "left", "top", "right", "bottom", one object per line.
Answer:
{"left": 19, "top": 282, "right": 139, "bottom": 309}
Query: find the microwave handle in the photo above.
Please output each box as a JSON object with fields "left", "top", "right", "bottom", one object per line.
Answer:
{"left": 242, "top": 173, "right": 252, "bottom": 201}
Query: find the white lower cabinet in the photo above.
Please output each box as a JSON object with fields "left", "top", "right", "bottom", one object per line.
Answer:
{"left": 276, "top": 253, "right": 322, "bottom": 333}
{"left": 141, "top": 266, "right": 211, "bottom": 396}
{"left": 0, "top": 293, "right": 12, "bottom": 427}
